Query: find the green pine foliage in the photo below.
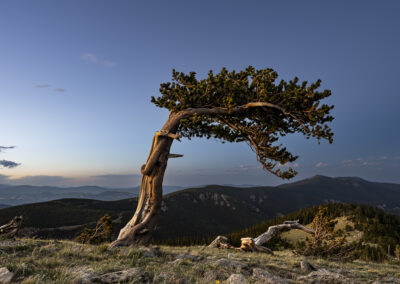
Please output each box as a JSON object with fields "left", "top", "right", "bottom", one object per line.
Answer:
{"left": 152, "top": 66, "right": 334, "bottom": 179}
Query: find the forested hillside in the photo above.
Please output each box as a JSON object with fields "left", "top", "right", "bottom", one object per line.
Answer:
{"left": 0, "top": 175, "right": 399, "bottom": 242}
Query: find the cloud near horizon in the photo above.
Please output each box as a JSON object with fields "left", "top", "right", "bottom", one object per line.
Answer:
{"left": 0, "top": 160, "right": 20, "bottom": 168}
{"left": 0, "top": 146, "right": 15, "bottom": 152}
{"left": 316, "top": 162, "right": 328, "bottom": 168}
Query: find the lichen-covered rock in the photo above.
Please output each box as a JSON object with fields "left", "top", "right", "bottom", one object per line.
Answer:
{"left": 212, "top": 258, "right": 245, "bottom": 270}
{"left": 297, "top": 269, "right": 350, "bottom": 283}
{"left": 74, "top": 267, "right": 149, "bottom": 284}
{"left": 252, "top": 268, "right": 289, "bottom": 284}
{"left": 226, "top": 273, "right": 249, "bottom": 284}
{"left": 0, "top": 267, "right": 13, "bottom": 284}
{"left": 73, "top": 267, "right": 98, "bottom": 284}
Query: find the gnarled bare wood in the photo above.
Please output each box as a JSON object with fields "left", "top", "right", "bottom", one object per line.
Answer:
{"left": 254, "top": 220, "right": 315, "bottom": 246}
{"left": 208, "top": 236, "right": 235, "bottom": 249}
{"left": 208, "top": 220, "right": 314, "bottom": 254}
{"left": 240, "top": 237, "right": 274, "bottom": 254}
{"left": 0, "top": 216, "right": 23, "bottom": 239}
{"left": 167, "top": 154, "right": 183, "bottom": 158}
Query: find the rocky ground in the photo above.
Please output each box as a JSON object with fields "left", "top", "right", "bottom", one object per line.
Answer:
{"left": 0, "top": 239, "right": 399, "bottom": 283}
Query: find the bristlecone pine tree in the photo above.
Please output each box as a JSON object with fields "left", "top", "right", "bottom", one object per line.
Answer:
{"left": 110, "top": 66, "right": 334, "bottom": 247}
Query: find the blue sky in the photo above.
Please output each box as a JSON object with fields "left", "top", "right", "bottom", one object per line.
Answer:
{"left": 0, "top": 1, "right": 399, "bottom": 187}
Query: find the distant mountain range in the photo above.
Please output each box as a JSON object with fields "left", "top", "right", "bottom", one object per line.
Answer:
{"left": 0, "top": 184, "right": 185, "bottom": 207}
{"left": 0, "top": 175, "right": 399, "bottom": 241}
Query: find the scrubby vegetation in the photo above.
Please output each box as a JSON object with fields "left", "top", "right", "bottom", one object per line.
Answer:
{"left": 75, "top": 214, "right": 113, "bottom": 245}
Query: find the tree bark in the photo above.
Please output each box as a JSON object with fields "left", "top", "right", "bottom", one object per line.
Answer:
{"left": 110, "top": 113, "right": 181, "bottom": 247}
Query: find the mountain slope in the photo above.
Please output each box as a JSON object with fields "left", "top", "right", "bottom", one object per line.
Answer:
{"left": 0, "top": 175, "right": 399, "bottom": 241}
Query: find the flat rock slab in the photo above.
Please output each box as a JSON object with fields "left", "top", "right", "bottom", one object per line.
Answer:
{"left": 74, "top": 267, "right": 149, "bottom": 284}
{"left": 252, "top": 268, "right": 290, "bottom": 284}
{"left": 297, "top": 269, "right": 350, "bottom": 284}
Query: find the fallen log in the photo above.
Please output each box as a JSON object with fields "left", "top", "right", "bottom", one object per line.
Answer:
{"left": 0, "top": 216, "right": 23, "bottom": 239}
{"left": 209, "top": 220, "right": 314, "bottom": 254}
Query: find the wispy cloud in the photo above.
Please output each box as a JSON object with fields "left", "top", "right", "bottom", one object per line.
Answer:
{"left": 226, "top": 164, "right": 261, "bottom": 172}
{"left": 361, "top": 161, "right": 379, "bottom": 166}
{"left": 0, "top": 146, "right": 15, "bottom": 153}
{"left": 315, "top": 162, "right": 328, "bottom": 168}
{"left": 277, "top": 162, "right": 299, "bottom": 168}
{"left": 0, "top": 160, "right": 20, "bottom": 168}
{"left": 82, "top": 53, "right": 98, "bottom": 63}
{"left": 35, "top": 84, "right": 51, "bottom": 88}
{"left": 35, "top": 84, "right": 66, "bottom": 92}
{"left": 81, "top": 53, "right": 117, "bottom": 67}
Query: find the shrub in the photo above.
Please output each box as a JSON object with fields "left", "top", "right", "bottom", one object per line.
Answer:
{"left": 75, "top": 214, "right": 113, "bottom": 244}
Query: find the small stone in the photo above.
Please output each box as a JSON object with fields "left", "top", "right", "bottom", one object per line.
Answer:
{"left": 175, "top": 253, "right": 198, "bottom": 261}
{"left": 226, "top": 273, "right": 249, "bottom": 284}
{"left": 300, "top": 260, "right": 316, "bottom": 272}
{"left": 0, "top": 267, "right": 13, "bottom": 284}
{"left": 139, "top": 245, "right": 158, "bottom": 257}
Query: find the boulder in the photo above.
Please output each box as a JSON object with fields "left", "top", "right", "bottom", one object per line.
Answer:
{"left": 226, "top": 273, "right": 249, "bottom": 284}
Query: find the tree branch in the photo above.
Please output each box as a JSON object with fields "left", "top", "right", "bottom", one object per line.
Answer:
{"left": 253, "top": 220, "right": 314, "bottom": 246}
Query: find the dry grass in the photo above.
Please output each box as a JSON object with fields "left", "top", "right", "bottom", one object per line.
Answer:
{"left": 0, "top": 238, "right": 398, "bottom": 283}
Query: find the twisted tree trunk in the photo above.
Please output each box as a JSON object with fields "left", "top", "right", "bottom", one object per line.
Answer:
{"left": 110, "top": 114, "right": 181, "bottom": 247}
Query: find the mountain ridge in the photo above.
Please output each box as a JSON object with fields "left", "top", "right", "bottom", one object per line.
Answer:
{"left": 0, "top": 175, "right": 399, "bottom": 241}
